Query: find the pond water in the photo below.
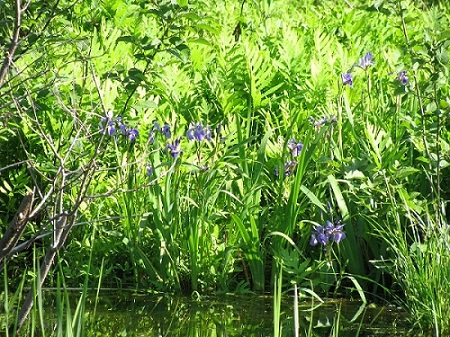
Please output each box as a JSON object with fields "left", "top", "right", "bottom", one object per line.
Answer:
{"left": 35, "top": 291, "right": 427, "bottom": 337}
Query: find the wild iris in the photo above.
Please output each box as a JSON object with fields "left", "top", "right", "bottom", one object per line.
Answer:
{"left": 310, "top": 220, "right": 346, "bottom": 246}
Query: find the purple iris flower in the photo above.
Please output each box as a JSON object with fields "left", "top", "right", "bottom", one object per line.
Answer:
{"left": 310, "top": 225, "right": 329, "bottom": 246}
{"left": 341, "top": 73, "right": 353, "bottom": 87}
{"left": 127, "top": 128, "right": 139, "bottom": 142}
{"left": 287, "top": 139, "right": 303, "bottom": 157}
{"left": 103, "top": 110, "right": 114, "bottom": 121}
{"left": 187, "top": 122, "right": 213, "bottom": 142}
{"left": 325, "top": 220, "right": 346, "bottom": 243}
{"left": 100, "top": 111, "right": 117, "bottom": 136}
{"left": 358, "top": 52, "right": 375, "bottom": 69}
{"left": 186, "top": 126, "right": 195, "bottom": 141}
{"left": 166, "top": 138, "right": 181, "bottom": 158}
{"left": 118, "top": 119, "right": 127, "bottom": 135}
{"left": 310, "top": 220, "right": 346, "bottom": 246}
{"left": 106, "top": 122, "right": 116, "bottom": 136}
{"left": 161, "top": 124, "right": 171, "bottom": 139}
{"left": 397, "top": 71, "right": 409, "bottom": 85}
{"left": 99, "top": 111, "right": 140, "bottom": 142}
{"left": 194, "top": 123, "right": 206, "bottom": 141}
{"left": 314, "top": 116, "right": 337, "bottom": 128}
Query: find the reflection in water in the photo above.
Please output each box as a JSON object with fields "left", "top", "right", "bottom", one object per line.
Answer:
{"left": 39, "top": 292, "right": 418, "bottom": 336}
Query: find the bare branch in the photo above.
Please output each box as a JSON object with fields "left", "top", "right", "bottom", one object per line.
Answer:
{"left": 0, "top": 191, "right": 34, "bottom": 264}
{"left": 0, "top": 0, "right": 23, "bottom": 88}
{"left": 0, "top": 159, "right": 31, "bottom": 173}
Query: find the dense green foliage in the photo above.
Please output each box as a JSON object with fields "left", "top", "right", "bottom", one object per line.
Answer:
{"left": 1, "top": 0, "right": 450, "bottom": 334}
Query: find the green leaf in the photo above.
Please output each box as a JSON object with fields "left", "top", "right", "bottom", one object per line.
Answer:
{"left": 394, "top": 167, "right": 419, "bottom": 179}
{"left": 187, "top": 37, "right": 212, "bottom": 47}
{"left": 300, "top": 185, "right": 326, "bottom": 213}
{"left": 344, "top": 170, "right": 366, "bottom": 180}
{"left": 133, "top": 101, "right": 158, "bottom": 109}
{"left": 116, "top": 35, "right": 135, "bottom": 44}
{"left": 127, "top": 68, "right": 145, "bottom": 82}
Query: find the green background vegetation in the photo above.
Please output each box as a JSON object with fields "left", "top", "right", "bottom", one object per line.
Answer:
{"left": 1, "top": 0, "right": 449, "bottom": 335}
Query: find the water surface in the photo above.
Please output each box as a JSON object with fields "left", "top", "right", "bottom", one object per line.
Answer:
{"left": 41, "top": 291, "right": 423, "bottom": 336}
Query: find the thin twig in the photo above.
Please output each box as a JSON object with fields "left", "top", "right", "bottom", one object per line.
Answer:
{"left": 0, "top": 160, "right": 31, "bottom": 173}
{"left": 0, "top": 0, "right": 23, "bottom": 88}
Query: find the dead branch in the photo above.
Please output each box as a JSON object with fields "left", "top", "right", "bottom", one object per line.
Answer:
{"left": 0, "top": 0, "right": 29, "bottom": 88}
{"left": 0, "top": 190, "right": 34, "bottom": 264}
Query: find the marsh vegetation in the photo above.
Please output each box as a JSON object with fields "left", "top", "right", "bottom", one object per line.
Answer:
{"left": 1, "top": 0, "right": 449, "bottom": 335}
